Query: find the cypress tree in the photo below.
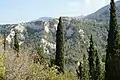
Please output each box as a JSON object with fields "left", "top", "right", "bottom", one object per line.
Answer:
{"left": 88, "top": 35, "right": 96, "bottom": 80}
{"left": 14, "top": 30, "right": 19, "bottom": 57}
{"left": 3, "top": 29, "right": 6, "bottom": 51}
{"left": 55, "top": 17, "right": 64, "bottom": 73}
{"left": 105, "top": 0, "right": 120, "bottom": 79}
{"left": 83, "top": 54, "right": 89, "bottom": 80}
{"left": 95, "top": 52, "right": 102, "bottom": 80}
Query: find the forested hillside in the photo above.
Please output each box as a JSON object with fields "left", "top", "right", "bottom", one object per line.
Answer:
{"left": 85, "top": 0, "right": 120, "bottom": 25}
{"left": 0, "top": 0, "right": 120, "bottom": 80}
{"left": 0, "top": 18, "right": 108, "bottom": 66}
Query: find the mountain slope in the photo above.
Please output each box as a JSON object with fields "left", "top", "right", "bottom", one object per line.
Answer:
{"left": 0, "top": 18, "right": 108, "bottom": 67}
{"left": 34, "top": 17, "right": 53, "bottom": 21}
{"left": 85, "top": 0, "right": 120, "bottom": 25}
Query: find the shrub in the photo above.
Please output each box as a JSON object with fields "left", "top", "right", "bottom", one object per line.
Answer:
{"left": 30, "top": 63, "right": 77, "bottom": 80}
{"left": 0, "top": 52, "right": 5, "bottom": 78}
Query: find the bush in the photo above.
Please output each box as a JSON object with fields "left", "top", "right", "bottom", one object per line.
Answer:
{"left": 30, "top": 63, "right": 77, "bottom": 80}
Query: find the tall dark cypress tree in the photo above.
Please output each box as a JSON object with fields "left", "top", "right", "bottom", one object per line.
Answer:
{"left": 3, "top": 29, "right": 6, "bottom": 51}
{"left": 105, "top": 0, "right": 120, "bottom": 79}
{"left": 14, "top": 30, "right": 19, "bottom": 57}
{"left": 83, "top": 54, "right": 89, "bottom": 80}
{"left": 55, "top": 17, "right": 64, "bottom": 73}
{"left": 88, "top": 35, "right": 96, "bottom": 80}
{"left": 95, "top": 52, "right": 102, "bottom": 80}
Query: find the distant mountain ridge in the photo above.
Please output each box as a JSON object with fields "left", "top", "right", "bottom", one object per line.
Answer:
{"left": 85, "top": 0, "right": 120, "bottom": 25}
{"left": 32, "top": 17, "right": 53, "bottom": 22}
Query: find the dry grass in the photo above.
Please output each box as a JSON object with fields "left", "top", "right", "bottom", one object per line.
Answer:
{"left": 0, "top": 52, "right": 5, "bottom": 78}
{"left": 0, "top": 38, "right": 5, "bottom": 79}
{"left": 4, "top": 49, "right": 30, "bottom": 80}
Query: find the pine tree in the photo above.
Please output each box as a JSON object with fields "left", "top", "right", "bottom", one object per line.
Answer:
{"left": 88, "top": 35, "right": 96, "bottom": 80}
{"left": 55, "top": 17, "right": 64, "bottom": 73}
{"left": 14, "top": 30, "right": 19, "bottom": 57}
{"left": 105, "top": 0, "right": 120, "bottom": 79}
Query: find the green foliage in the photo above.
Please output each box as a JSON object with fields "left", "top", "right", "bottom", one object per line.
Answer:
{"left": 0, "top": 18, "right": 108, "bottom": 68}
{"left": 14, "top": 30, "right": 19, "bottom": 54}
{"left": 101, "top": 54, "right": 106, "bottom": 63}
{"left": 105, "top": 0, "right": 120, "bottom": 79}
{"left": 55, "top": 17, "right": 64, "bottom": 73}
{"left": 0, "top": 17, "right": 109, "bottom": 79}
{"left": 83, "top": 54, "right": 90, "bottom": 80}
{"left": 30, "top": 63, "right": 77, "bottom": 80}
{"left": 86, "top": 0, "right": 120, "bottom": 25}
{"left": 32, "top": 44, "right": 49, "bottom": 64}
{"left": 88, "top": 35, "right": 104, "bottom": 80}
{"left": 95, "top": 52, "right": 102, "bottom": 80}
{"left": 3, "top": 27, "right": 6, "bottom": 51}
{"left": 88, "top": 35, "right": 96, "bottom": 80}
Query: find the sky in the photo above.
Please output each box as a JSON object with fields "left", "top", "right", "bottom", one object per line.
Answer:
{"left": 0, "top": 0, "right": 119, "bottom": 24}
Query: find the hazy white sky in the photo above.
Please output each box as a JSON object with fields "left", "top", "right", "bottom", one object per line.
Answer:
{"left": 0, "top": 0, "right": 119, "bottom": 24}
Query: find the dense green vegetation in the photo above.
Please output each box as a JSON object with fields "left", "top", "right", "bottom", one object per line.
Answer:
{"left": 0, "top": 0, "right": 120, "bottom": 79}
{"left": 105, "top": 0, "right": 120, "bottom": 80}
{"left": 88, "top": 35, "right": 97, "bottom": 80}
{"left": 55, "top": 17, "right": 64, "bottom": 73}
{"left": 13, "top": 30, "right": 19, "bottom": 57}
{"left": 85, "top": 0, "right": 120, "bottom": 25}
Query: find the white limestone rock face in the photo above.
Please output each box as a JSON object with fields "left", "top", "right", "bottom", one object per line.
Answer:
{"left": 15, "top": 24, "right": 25, "bottom": 33}
{"left": 79, "top": 29, "right": 84, "bottom": 38}
{"left": 44, "top": 22, "right": 49, "bottom": 33}
{"left": 41, "top": 38, "right": 56, "bottom": 54}
{"left": 6, "top": 24, "right": 26, "bottom": 45}
{"left": 6, "top": 29, "right": 15, "bottom": 44}
{"left": 54, "top": 24, "right": 58, "bottom": 31}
